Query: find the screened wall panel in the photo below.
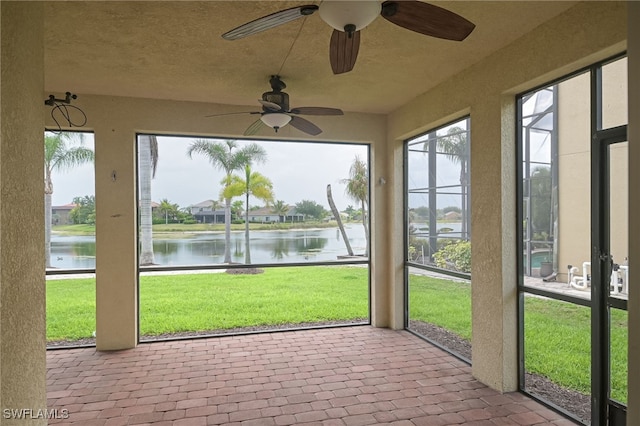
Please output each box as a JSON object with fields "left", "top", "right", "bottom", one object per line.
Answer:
{"left": 405, "top": 117, "right": 472, "bottom": 360}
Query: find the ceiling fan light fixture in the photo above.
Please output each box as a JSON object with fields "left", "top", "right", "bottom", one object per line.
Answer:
{"left": 261, "top": 113, "right": 291, "bottom": 131}
{"left": 319, "top": 1, "right": 381, "bottom": 33}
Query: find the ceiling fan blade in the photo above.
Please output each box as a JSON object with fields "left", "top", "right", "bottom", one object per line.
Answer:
{"left": 381, "top": 1, "right": 475, "bottom": 41}
{"left": 289, "top": 107, "right": 344, "bottom": 116}
{"left": 258, "top": 100, "right": 282, "bottom": 111}
{"left": 205, "top": 111, "right": 260, "bottom": 118}
{"left": 243, "top": 119, "right": 266, "bottom": 136}
{"left": 222, "top": 5, "right": 319, "bottom": 40}
{"left": 289, "top": 116, "right": 322, "bottom": 136}
{"left": 329, "top": 29, "right": 360, "bottom": 75}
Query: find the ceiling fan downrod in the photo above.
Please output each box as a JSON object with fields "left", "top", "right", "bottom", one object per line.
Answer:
{"left": 344, "top": 24, "right": 356, "bottom": 38}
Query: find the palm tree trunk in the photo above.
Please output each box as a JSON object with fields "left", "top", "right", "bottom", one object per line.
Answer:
{"left": 461, "top": 161, "right": 468, "bottom": 239}
{"left": 45, "top": 191, "right": 52, "bottom": 268}
{"left": 223, "top": 197, "right": 232, "bottom": 263}
{"left": 327, "top": 184, "right": 353, "bottom": 256}
{"left": 244, "top": 192, "right": 251, "bottom": 264}
{"left": 361, "top": 200, "right": 369, "bottom": 256}
{"left": 139, "top": 136, "right": 155, "bottom": 265}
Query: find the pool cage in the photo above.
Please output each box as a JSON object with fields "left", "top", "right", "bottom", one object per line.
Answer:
{"left": 406, "top": 117, "right": 471, "bottom": 270}
{"left": 521, "top": 85, "right": 558, "bottom": 278}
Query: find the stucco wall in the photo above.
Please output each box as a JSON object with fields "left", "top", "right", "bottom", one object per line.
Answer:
{"left": 387, "top": 1, "right": 627, "bottom": 392}
{"left": 0, "top": 2, "right": 46, "bottom": 424}
{"left": 557, "top": 73, "right": 591, "bottom": 279}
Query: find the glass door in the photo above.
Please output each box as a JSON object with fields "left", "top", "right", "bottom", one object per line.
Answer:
{"left": 591, "top": 56, "right": 628, "bottom": 425}
{"left": 592, "top": 136, "right": 628, "bottom": 426}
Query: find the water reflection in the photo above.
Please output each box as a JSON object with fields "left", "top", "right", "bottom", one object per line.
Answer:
{"left": 49, "top": 226, "right": 367, "bottom": 269}
{"left": 270, "top": 239, "right": 289, "bottom": 260}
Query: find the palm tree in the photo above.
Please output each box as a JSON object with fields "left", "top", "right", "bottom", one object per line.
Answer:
{"left": 271, "top": 200, "right": 289, "bottom": 222}
{"left": 187, "top": 139, "right": 266, "bottom": 263}
{"left": 435, "top": 126, "right": 470, "bottom": 238}
{"left": 341, "top": 155, "right": 369, "bottom": 256}
{"left": 158, "top": 198, "right": 179, "bottom": 224}
{"left": 45, "top": 132, "right": 94, "bottom": 268}
{"left": 224, "top": 165, "right": 274, "bottom": 264}
{"left": 139, "top": 135, "right": 158, "bottom": 265}
{"left": 529, "top": 166, "right": 552, "bottom": 237}
{"left": 231, "top": 200, "right": 244, "bottom": 221}
{"left": 344, "top": 205, "right": 356, "bottom": 221}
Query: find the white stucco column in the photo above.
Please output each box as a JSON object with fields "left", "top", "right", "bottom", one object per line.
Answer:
{"left": 370, "top": 127, "right": 404, "bottom": 329}
{"left": 0, "top": 2, "right": 47, "bottom": 422}
{"left": 387, "top": 133, "right": 407, "bottom": 330}
{"left": 470, "top": 95, "right": 518, "bottom": 392}
{"left": 94, "top": 120, "right": 138, "bottom": 350}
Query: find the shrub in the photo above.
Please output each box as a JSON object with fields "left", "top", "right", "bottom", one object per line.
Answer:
{"left": 433, "top": 240, "right": 471, "bottom": 273}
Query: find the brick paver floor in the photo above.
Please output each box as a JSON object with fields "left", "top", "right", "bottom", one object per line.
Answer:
{"left": 47, "top": 326, "right": 575, "bottom": 425}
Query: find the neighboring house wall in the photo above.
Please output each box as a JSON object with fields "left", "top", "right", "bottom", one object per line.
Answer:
{"left": 248, "top": 207, "right": 304, "bottom": 223}
{"left": 444, "top": 211, "right": 462, "bottom": 221}
{"left": 248, "top": 208, "right": 277, "bottom": 223}
{"left": 51, "top": 204, "right": 75, "bottom": 225}
{"left": 188, "top": 199, "right": 216, "bottom": 215}
{"left": 189, "top": 200, "right": 226, "bottom": 223}
{"left": 285, "top": 213, "right": 304, "bottom": 222}
{"left": 248, "top": 214, "right": 273, "bottom": 223}
{"left": 557, "top": 60, "right": 628, "bottom": 281}
{"left": 193, "top": 210, "right": 225, "bottom": 224}
{"left": 557, "top": 73, "right": 591, "bottom": 279}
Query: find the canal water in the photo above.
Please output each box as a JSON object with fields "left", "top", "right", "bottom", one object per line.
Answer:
{"left": 49, "top": 225, "right": 369, "bottom": 269}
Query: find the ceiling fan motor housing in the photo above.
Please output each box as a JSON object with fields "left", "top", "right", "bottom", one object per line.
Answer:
{"left": 262, "top": 90, "right": 289, "bottom": 111}
{"left": 319, "top": 1, "right": 381, "bottom": 32}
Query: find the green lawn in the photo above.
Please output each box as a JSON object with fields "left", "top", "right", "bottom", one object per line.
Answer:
{"left": 408, "top": 273, "right": 628, "bottom": 404}
{"left": 52, "top": 224, "right": 96, "bottom": 235}
{"left": 524, "top": 297, "right": 628, "bottom": 404}
{"left": 139, "top": 267, "right": 368, "bottom": 335}
{"left": 46, "top": 266, "right": 368, "bottom": 341}
{"left": 52, "top": 221, "right": 347, "bottom": 236}
{"left": 408, "top": 275, "right": 472, "bottom": 339}
{"left": 46, "top": 277, "right": 97, "bottom": 340}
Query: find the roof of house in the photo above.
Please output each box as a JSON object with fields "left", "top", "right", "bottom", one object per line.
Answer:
{"left": 51, "top": 203, "right": 77, "bottom": 210}
{"left": 189, "top": 199, "right": 216, "bottom": 208}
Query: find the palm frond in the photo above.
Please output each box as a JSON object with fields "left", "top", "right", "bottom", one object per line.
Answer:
{"left": 342, "top": 155, "right": 368, "bottom": 204}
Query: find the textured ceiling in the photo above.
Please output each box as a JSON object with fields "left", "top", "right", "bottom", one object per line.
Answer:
{"left": 44, "top": 1, "right": 577, "bottom": 115}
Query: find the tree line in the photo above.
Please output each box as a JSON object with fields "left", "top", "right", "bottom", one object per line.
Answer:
{"left": 61, "top": 196, "right": 359, "bottom": 226}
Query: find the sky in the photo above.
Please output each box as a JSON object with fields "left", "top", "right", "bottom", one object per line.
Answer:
{"left": 50, "top": 133, "right": 370, "bottom": 211}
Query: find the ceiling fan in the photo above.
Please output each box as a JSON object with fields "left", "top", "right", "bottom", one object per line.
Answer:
{"left": 222, "top": 1, "right": 475, "bottom": 74}
{"left": 207, "top": 75, "right": 343, "bottom": 136}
